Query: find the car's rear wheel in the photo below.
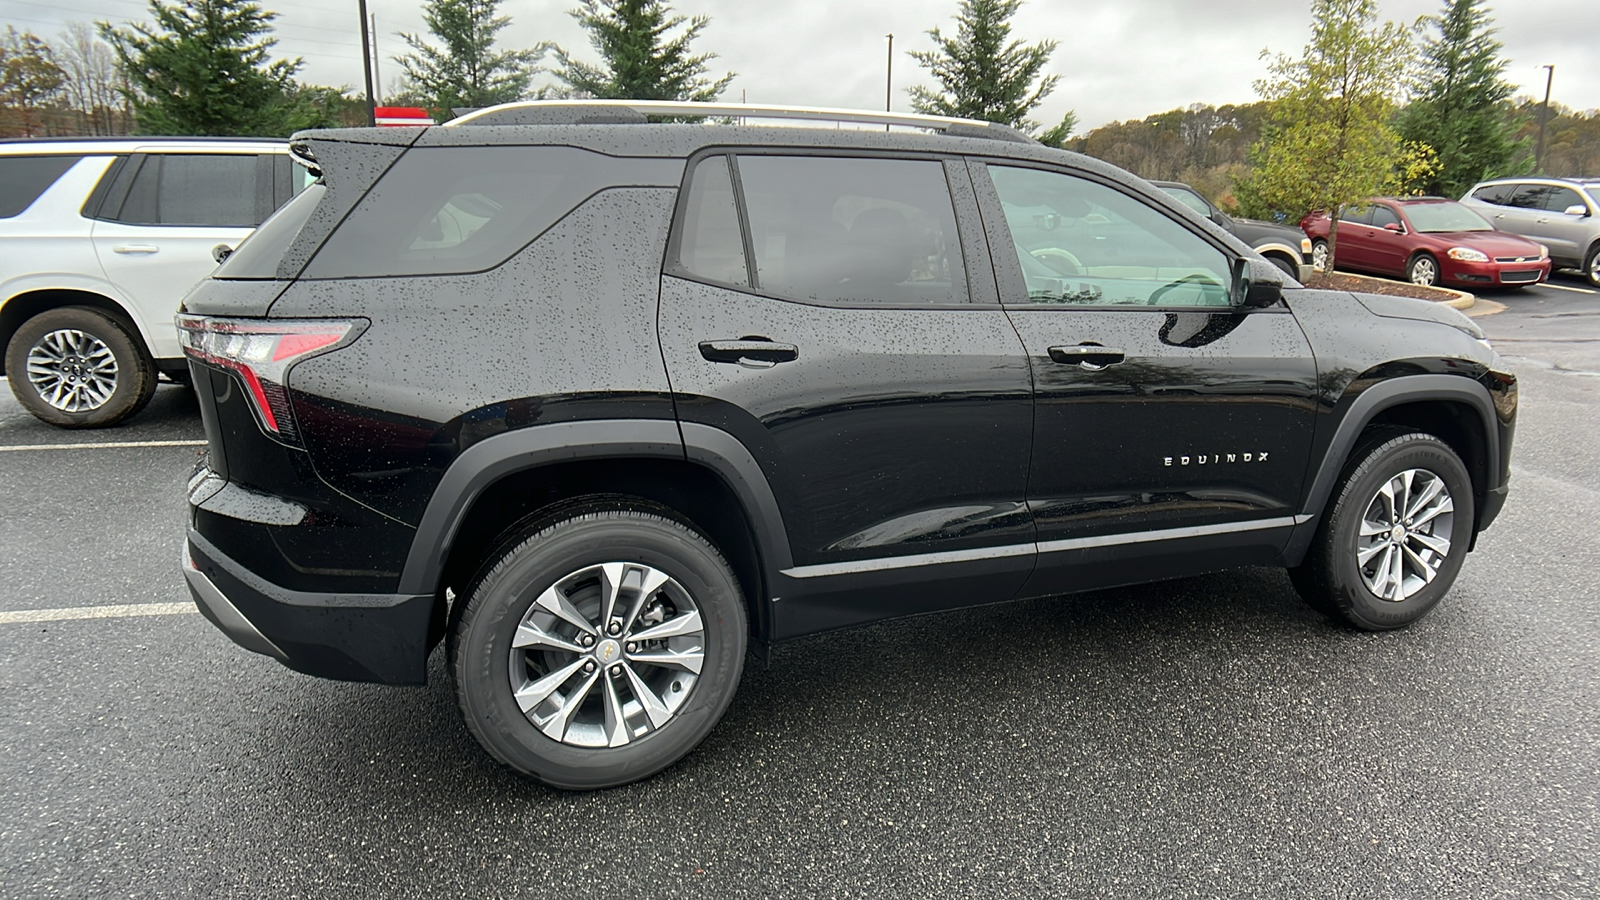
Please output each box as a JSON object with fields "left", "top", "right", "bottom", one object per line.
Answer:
{"left": 449, "top": 504, "right": 747, "bottom": 790}
{"left": 1290, "top": 430, "right": 1474, "bottom": 630}
{"left": 1407, "top": 253, "right": 1441, "bottom": 287}
{"left": 4, "top": 306, "right": 156, "bottom": 428}
{"left": 1584, "top": 242, "right": 1600, "bottom": 287}
{"left": 1311, "top": 239, "right": 1330, "bottom": 272}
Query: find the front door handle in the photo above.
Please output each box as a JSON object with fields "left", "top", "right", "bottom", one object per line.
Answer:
{"left": 1048, "top": 344, "right": 1126, "bottom": 370}
{"left": 112, "top": 244, "right": 160, "bottom": 254}
{"left": 699, "top": 339, "right": 799, "bottom": 368}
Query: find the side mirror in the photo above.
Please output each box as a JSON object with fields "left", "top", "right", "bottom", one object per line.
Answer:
{"left": 1232, "top": 259, "right": 1283, "bottom": 309}
{"left": 1382, "top": 222, "right": 1403, "bottom": 233}
{"left": 1563, "top": 204, "right": 1589, "bottom": 217}
{"left": 212, "top": 244, "right": 234, "bottom": 264}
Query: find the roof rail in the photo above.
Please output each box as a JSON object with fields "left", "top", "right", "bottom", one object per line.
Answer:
{"left": 445, "top": 99, "right": 1036, "bottom": 143}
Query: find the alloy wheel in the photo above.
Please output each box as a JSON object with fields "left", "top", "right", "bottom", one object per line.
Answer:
{"left": 1356, "top": 468, "right": 1454, "bottom": 602}
{"left": 508, "top": 561, "right": 705, "bottom": 748}
{"left": 1410, "top": 257, "right": 1439, "bottom": 286}
{"left": 26, "top": 328, "right": 119, "bottom": 412}
{"left": 1312, "top": 241, "right": 1329, "bottom": 272}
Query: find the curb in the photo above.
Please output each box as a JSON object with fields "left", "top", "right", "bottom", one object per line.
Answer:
{"left": 1316, "top": 270, "right": 1476, "bottom": 311}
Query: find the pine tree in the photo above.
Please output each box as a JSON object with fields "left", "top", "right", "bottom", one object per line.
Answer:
{"left": 907, "top": 0, "right": 1075, "bottom": 146}
{"left": 395, "top": 0, "right": 541, "bottom": 116}
{"left": 1396, "top": 0, "right": 1518, "bottom": 197}
{"left": 100, "top": 0, "right": 303, "bottom": 136}
{"left": 1232, "top": 0, "right": 1413, "bottom": 268}
{"left": 554, "top": 0, "right": 733, "bottom": 102}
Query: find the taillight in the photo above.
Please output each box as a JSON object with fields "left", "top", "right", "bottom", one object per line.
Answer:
{"left": 176, "top": 315, "right": 365, "bottom": 446}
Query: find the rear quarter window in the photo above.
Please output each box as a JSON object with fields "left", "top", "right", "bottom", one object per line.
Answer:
{"left": 301, "top": 146, "right": 679, "bottom": 279}
{"left": 0, "top": 156, "right": 83, "bottom": 218}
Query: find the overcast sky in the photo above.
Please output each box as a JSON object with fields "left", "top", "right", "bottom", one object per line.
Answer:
{"left": 3, "top": 0, "right": 1594, "bottom": 130}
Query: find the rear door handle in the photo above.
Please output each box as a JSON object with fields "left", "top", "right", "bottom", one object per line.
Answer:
{"left": 112, "top": 244, "right": 160, "bottom": 254}
{"left": 1048, "top": 344, "right": 1125, "bottom": 370}
{"left": 699, "top": 340, "right": 799, "bottom": 368}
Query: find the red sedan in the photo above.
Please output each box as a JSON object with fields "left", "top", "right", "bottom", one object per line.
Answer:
{"left": 1302, "top": 197, "right": 1551, "bottom": 288}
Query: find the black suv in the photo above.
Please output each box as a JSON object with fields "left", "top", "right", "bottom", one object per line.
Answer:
{"left": 179, "top": 101, "right": 1516, "bottom": 790}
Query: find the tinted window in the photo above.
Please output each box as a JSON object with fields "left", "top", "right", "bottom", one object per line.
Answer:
{"left": 0, "top": 156, "right": 82, "bottom": 218}
{"left": 1160, "top": 186, "right": 1212, "bottom": 217}
{"left": 215, "top": 184, "right": 327, "bottom": 280}
{"left": 1544, "top": 186, "right": 1585, "bottom": 213}
{"left": 1471, "top": 183, "right": 1514, "bottom": 205}
{"left": 988, "top": 165, "right": 1230, "bottom": 307}
{"left": 674, "top": 156, "right": 748, "bottom": 287}
{"left": 1339, "top": 205, "right": 1373, "bottom": 225}
{"left": 735, "top": 155, "right": 967, "bottom": 306}
{"left": 114, "top": 154, "right": 261, "bottom": 226}
{"left": 1369, "top": 205, "right": 1400, "bottom": 229}
{"left": 304, "top": 146, "right": 656, "bottom": 279}
{"left": 1508, "top": 184, "right": 1555, "bottom": 210}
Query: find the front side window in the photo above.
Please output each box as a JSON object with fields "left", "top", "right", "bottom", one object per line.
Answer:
{"left": 987, "top": 165, "right": 1231, "bottom": 307}
{"left": 1544, "top": 186, "right": 1585, "bottom": 213}
{"left": 1369, "top": 205, "right": 1401, "bottom": 229}
{"left": 734, "top": 155, "right": 967, "bottom": 306}
{"left": 117, "top": 154, "right": 261, "bottom": 227}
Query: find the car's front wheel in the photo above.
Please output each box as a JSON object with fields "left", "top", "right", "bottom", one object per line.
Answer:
{"left": 449, "top": 503, "right": 747, "bottom": 790}
{"left": 1584, "top": 242, "right": 1600, "bottom": 287}
{"left": 4, "top": 306, "right": 156, "bottom": 428}
{"left": 1291, "top": 430, "right": 1474, "bottom": 630}
{"left": 1407, "top": 253, "right": 1441, "bottom": 287}
{"left": 1311, "top": 239, "right": 1330, "bottom": 272}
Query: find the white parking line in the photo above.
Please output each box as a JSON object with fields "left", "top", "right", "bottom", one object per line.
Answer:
{"left": 0, "top": 602, "right": 197, "bottom": 625}
{"left": 1543, "top": 283, "right": 1598, "bottom": 295}
{"left": 0, "top": 439, "right": 205, "bottom": 452}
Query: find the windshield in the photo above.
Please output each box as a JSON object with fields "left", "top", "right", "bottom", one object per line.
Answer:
{"left": 1403, "top": 201, "right": 1493, "bottom": 233}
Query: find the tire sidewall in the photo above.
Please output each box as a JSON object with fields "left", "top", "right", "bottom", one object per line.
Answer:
{"left": 452, "top": 513, "right": 747, "bottom": 790}
{"left": 1408, "top": 254, "right": 1440, "bottom": 287}
{"left": 1325, "top": 437, "right": 1475, "bottom": 630}
{"left": 4, "top": 306, "right": 153, "bottom": 428}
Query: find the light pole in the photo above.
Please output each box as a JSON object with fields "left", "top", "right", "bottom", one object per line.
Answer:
{"left": 1534, "top": 64, "right": 1554, "bottom": 175}
{"left": 885, "top": 33, "right": 893, "bottom": 132}
{"left": 357, "top": 0, "right": 377, "bottom": 126}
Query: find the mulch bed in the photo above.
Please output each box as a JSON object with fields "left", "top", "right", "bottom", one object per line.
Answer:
{"left": 1302, "top": 271, "right": 1461, "bottom": 302}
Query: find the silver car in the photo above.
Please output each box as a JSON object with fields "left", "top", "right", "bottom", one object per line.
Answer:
{"left": 1461, "top": 177, "right": 1600, "bottom": 286}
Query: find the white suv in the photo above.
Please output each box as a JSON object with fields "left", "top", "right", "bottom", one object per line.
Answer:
{"left": 0, "top": 137, "right": 303, "bottom": 427}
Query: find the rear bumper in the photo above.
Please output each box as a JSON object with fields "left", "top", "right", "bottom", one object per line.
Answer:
{"left": 184, "top": 531, "right": 435, "bottom": 685}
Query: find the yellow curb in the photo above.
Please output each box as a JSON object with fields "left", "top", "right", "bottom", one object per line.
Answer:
{"left": 1466, "top": 298, "right": 1507, "bottom": 318}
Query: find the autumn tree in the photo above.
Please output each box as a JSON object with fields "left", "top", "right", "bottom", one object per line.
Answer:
{"left": 907, "top": 0, "right": 1075, "bottom": 147}
{"left": 0, "top": 27, "right": 67, "bottom": 136}
{"left": 56, "top": 22, "right": 128, "bottom": 135}
{"left": 1233, "top": 0, "right": 1413, "bottom": 268}
{"left": 555, "top": 0, "right": 733, "bottom": 102}
{"left": 395, "top": 0, "right": 541, "bottom": 116}
{"left": 1396, "top": 0, "right": 1519, "bottom": 197}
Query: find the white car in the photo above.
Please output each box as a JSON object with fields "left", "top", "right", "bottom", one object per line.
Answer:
{"left": 1, "top": 137, "right": 305, "bottom": 427}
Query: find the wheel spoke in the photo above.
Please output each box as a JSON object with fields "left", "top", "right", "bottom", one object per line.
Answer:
{"left": 596, "top": 562, "right": 628, "bottom": 626}
{"left": 1356, "top": 542, "right": 1388, "bottom": 566}
{"left": 1408, "top": 531, "right": 1451, "bottom": 557}
{"left": 622, "top": 662, "right": 673, "bottom": 728}
{"left": 536, "top": 669, "right": 601, "bottom": 741}
{"left": 514, "top": 657, "right": 588, "bottom": 714}
{"left": 1404, "top": 477, "right": 1443, "bottom": 520}
{"left": 534, "top": 584, "right": 597, "bottom": 635}
{"left": 1359, "top": 518, "right": 1388, "bottom": 537}
{"left": 1377, "top": 480, "right": 1398, "bottom": 525}
{"left": 622, "top": 567, "right": 671, "bottom": 631}
{"left": 1409, "top": 496, "right": 1454, "bottom": 528}
{"left": 512, "top": 620, "right": 584, "bottom": 653}
{"left": 1400, "top": 544, "right": 1437, "bottom": 583}
{"left": 1369, "top": 544, "right": 1394, "bottom": 598}
{"left": 630, "top": 609, "right": 703, "bottom": 643}
{"left": 602, "top": 672, "right": 631, "bottom": 747}
{"left": 627, "top": 646, "right": 704, "bottom": 675}
{"left": 1388, "top": 540, "right": 1408, "bottom": 600}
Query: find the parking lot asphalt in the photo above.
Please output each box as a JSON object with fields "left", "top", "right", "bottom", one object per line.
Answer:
{"left": 1, "top": 275, "right": 1596, "bottom": 898}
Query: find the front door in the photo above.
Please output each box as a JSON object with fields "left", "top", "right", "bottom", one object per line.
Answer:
{"left": 658, "top": 153, "right": 1036, "bottom": 635}
{"left": 971, "top": 160, "right": 1319, "bottom": 598}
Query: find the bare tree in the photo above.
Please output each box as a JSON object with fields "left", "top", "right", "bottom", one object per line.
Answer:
{"left": 56, "top": 21, "right": 126, "bottom": 135}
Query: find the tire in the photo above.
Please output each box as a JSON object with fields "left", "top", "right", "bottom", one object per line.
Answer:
{"left": 1584, "top": 242, "right": 1600, "bottom": 288}
{"left": 1407, "top": 253, "right": 1441, "bottom": 287}
{"left": 1290, "top": 430, "right": 1475, "bottom": 631}
{"left": 4, "top": 306, "right": 156, "bottom": 428}
{"left": 449, "top": 504, "right": 747, "bottom": 790}
{"left": 1311, "top": 239, "right": 1329, "bottom": 272}
{"left": 1267, "top": 254, "right": 1299, "bottom": 280}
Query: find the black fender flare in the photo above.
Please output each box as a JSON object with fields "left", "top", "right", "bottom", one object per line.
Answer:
{"left": 396, "top": 418, "right": 793, "bottom": 596}
{"left": 1284, "top": 374, "right": 1499, "bottom": 564}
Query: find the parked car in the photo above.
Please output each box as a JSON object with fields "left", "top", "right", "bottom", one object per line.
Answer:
{"left": 1152, "top": 180, "right": 1313, "bottom": 280}
{"left": 1301, "top": 197, "right": 1551, "bottom": 288}
{"left": 0, "top": 137, "right": 305, "bottom": 427}
{"left": 1460, "top": 176, "right": 1600, "bottom": 286}
{"left": 179, "top": 101, "right": 1516, "bottom": 790}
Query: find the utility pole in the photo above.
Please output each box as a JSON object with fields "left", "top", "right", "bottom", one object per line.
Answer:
{"left": 357, "top": 0, "right": 377, "bottom": 126}
{"left": 370, "top": 13, "right": 381, "bottom": 106}
{"left": 1533, "top": 64, "right": 1554, "bottom": 174}
{"left": 885, "top": 33, "right": 893, "bottom": 131}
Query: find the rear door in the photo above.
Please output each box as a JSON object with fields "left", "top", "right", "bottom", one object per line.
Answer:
{"left": 90, "top": 152, "right": 273, "bottom": 358}
{"left": 1366, "top": 203, "right": 1409, "bottom": 275}
{"left": 970, "top": 160, "right": 1318, "bottom": 598}
{"left": 1334, "top": 204, "right": 1377, "bottom": 270}
{"left": 657, "top": 152, "right": 1036, "bottom": 634}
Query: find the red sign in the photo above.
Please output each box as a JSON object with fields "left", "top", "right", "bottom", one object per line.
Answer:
{"left": 374, "top": 106, "right": 434, "bottom": 127}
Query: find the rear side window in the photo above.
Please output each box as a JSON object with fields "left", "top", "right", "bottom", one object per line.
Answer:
{"left": 735, "top": 155, "right": 967, "bottom": 306}
{"left": 674, "top": 155, "right": 749, "bottom": 287}
{"left": 1507, "top": 184, "right": 1555, "bottom": 210}
{"left": 1339, "top": 205, "right": 1373, "bottom": 225}
{"left": 0, "top": 156, "right": 82, "bottom": 218}
{"left": 113, "top": 154, "right": 262, "bottom": 226}
{"left": 214, "top": 184, "right": 327, "bottom": 280}
{"left": 303, "top": 146, "right": 648, "bottom": 279}
{"left": 1471, "top": 183, "right": 1514, "bottom": 205}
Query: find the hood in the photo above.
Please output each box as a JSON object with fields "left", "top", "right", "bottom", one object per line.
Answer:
{"left": 1419, "top": 229, "right": 1544, "bottom": 257}
{"left": 1351, "top": 291, "right": 1484, "bottom": 340}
